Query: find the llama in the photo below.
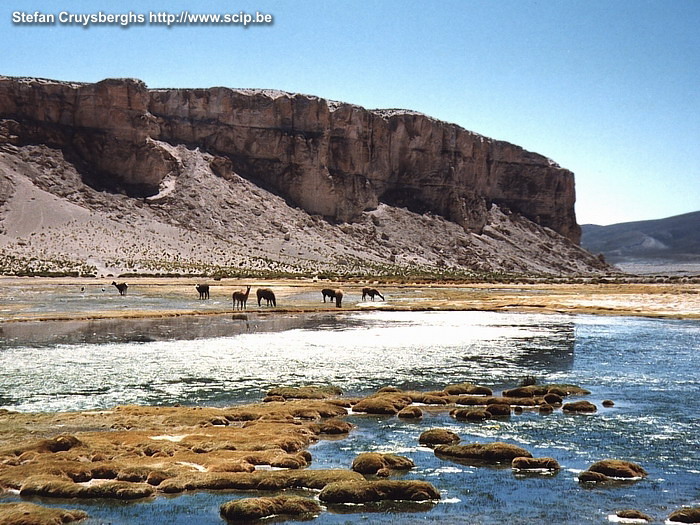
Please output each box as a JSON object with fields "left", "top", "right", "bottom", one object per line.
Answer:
{"left": 112, "top": 281, "right": 128, "bottom": 296}
{"left": 196, "top": 284, "right": 210, "bottom": 300}
{"left": 362, "top": 287, "right": 385, "bottom": 301}
{"left": 321, "top": 288, "right": 336, "bottom": 303}
{"left": 256, "top": 288, "right": 276, "bottom": 307}
{"left": 232, "top": 286, "right": 251, "bottom": 310}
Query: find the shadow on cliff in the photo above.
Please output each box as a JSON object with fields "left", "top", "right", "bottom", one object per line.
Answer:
{"left": 209, "top": 151, "right": 340, "bottom": 221}
{"left": 380, "top": 187, "right": 432, "bottom": 215}
{"left": 61, "top": 146, "right": 160, "bottom": 199}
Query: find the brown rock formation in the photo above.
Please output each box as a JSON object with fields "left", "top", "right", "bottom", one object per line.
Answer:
{"left": 0, "top": 503, "right": 88, "bottom": 525}
{"left": 562, "top": 400, "right": 598, "bottom": 413}
{"left": 351, "top": 392, "right": 413, "bottom": 415}
{"left": 578, "top": 459, "right": 647, "bottom": 483}
{"left": 669, "top": 507, "right": 700, "bottom": 523}
{"left": 578, "top": 470, "right": 610, "bottom": 483}
{"left": 450, "top": 408, "right": 492, "bottom": 422}
{"left": 502, "top": 383, "right": 590, "bottom": 398}
{"left": 616, "top": 509, "right": 653, "bottom": 522}
{"left": 0, "top": 78, "right": 175, "bottom": 195}
{"left": 19, "top": 477, "right": 155, "bottom": 500}
{"left": 397, "top": 406, "right": 423, "bottom": 419}
{"left": 318, "top": 480, "right": 440, "bottom": 503}
{"left": 0, "top": 75, "right": 579, "bottom": 241}
{"left": 415, "top": 394, "right": 449, "bottom": 405}
{"left": 351, "top": 453, "right": 415, "bottom": 475}
{"left": 220, "top": 496, "right": 321, "bottom": 521}
{"left": 435, "top": 442, "right": 533, "bottom": 464}
{"left": 317, "top": 418, "right": 353, "bottom": 435}
{"left": 0, "top": 401, "right": 358, "bottom": 503}
{"left": 511, "top": 456, "right": 560, "bottom": 471}
{"left": 418, "top": 428, "right": 461, "bottom": 446}
{"left": 455, "top": 395, "right": 537, "bottom": 407}
{"left": 586, "top": 459, "right": 647, "bottom": 479}
{"left": 266, "top": 385, "right": 343, "bottom": 400}
{"left": 543, "top": 393, "right": 564, "bottom": 405}
{"left": 485, "top": 404, "right": 512, "bottom": 417}
{"left": 539, "top": 404, "right": 555, "bottom": 414}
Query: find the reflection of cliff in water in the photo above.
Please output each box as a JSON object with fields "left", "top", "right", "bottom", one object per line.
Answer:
{"left": 461, "top": 322, "right": 575, "bottom": 376}
{"left": 0, "top": 313, "right": 357, "bottom": 349}
{"left": 0, "top": 314, "right": 576, "bottom": 380}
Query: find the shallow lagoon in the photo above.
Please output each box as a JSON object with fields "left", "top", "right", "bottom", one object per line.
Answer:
{"left": 1, "top": 311, "right": 699, "bottom": 523}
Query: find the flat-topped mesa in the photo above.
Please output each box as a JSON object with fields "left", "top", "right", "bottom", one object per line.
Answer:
{"left": 0, "top": 76, "right": 580, "bottom": 243}
{"left": 0, "top": 76, "right": 175, "bottom": 193}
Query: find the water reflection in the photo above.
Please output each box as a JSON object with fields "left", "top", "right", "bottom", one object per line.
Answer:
{"left": 461, "top": 321, "right": 575, "bottom": 376}
{"left": 0, "top": 312, "right": 698, "bottom": 524}
{"left": 0, "top": 311, "right": 579, "bottom": 412}
{"left": 325, "top": 500, "right": 439, "bottom": 515}
{"left": 0, "top": 312, "right": 349, "bottom": 349}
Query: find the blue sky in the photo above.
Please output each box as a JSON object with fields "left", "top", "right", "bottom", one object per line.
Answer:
{"left": 2, "top": 0, "right": 698, "bottom": 225}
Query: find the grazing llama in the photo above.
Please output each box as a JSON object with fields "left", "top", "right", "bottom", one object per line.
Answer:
{"left": 256, "top": 288, "right": 276, "bottom": 307}
{"left": 362, "top": 287, "right": 385, "bottom": 301}
{"left": 321, "top": 288, "right": 336, "bottom": 303}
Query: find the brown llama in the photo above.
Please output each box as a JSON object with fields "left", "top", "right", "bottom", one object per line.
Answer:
{"left": 321, "top": 288, "right": 336, "bottom": 302}
{"left": 334, "top": 289, "right": 343, "bottom": 308}
{"left": 232, "top": 286, "right": 251, "bottom": 310}
{"left": 195, "top": 284, "right": 210, "bottom": 300}
{"left": 362, "top": 287, "right": 385, "bottom": 301}
{"left": 256, "top": 288, "right": 276, "bottom": 307}
{"left": 112, "top": 281, "right": 128, "bottom": 296}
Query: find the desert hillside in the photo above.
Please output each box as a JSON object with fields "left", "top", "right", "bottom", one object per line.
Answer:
{"left": 581, "top": 212, "right": 700, "bottom": 275}
{"left": 0, "top": 76, "right": 609, "bottom": 278}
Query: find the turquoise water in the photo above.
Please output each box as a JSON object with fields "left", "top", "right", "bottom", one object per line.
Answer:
{"left": 0, "top": 311, "right": 698, "bottom": 523}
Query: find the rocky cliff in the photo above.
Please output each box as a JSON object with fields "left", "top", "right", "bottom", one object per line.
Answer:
{"left": 0, "top": 75, "right": 604, "bottom": 277}
{"left": 0, "top": 76, "right": 580, "bottom": 242}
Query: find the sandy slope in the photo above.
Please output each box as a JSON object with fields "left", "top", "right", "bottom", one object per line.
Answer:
{"left": 0, "top": 142, "right": 608, "bottom": 277}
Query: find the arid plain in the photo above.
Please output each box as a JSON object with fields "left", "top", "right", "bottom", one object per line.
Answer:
{"left": 1, "top": 277, "right": 699, "bottom": 323}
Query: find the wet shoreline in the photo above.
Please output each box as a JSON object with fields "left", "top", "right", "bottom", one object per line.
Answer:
{"left": 0, "top": 308, "right": 698, "bottom": 523}
{"left": 1, "top": 277, "right": 699, "bottom": 323}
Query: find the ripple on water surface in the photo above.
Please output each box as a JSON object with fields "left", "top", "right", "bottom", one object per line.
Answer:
{"left": 0, "top": 311, "right": 698, "bottom": 524}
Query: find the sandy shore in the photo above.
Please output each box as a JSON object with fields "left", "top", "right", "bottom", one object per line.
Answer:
{"left": 1, "top": 277, "right": 699, "bottom": 322}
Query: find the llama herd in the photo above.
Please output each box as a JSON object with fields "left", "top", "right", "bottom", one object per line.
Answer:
{"left": 109, "top": 281, "right": 385, "bottom": 310}
{"left": 227, "top": 285, "right": 385, "bottom": 310}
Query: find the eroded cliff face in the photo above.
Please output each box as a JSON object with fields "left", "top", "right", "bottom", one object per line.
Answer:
{"left": 0, "top": 75, "right": 580, "bottom": 243}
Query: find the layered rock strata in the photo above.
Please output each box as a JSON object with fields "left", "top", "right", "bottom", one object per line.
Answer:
{"left": 0, "top": 75, "right": 580, "bottom": 243}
